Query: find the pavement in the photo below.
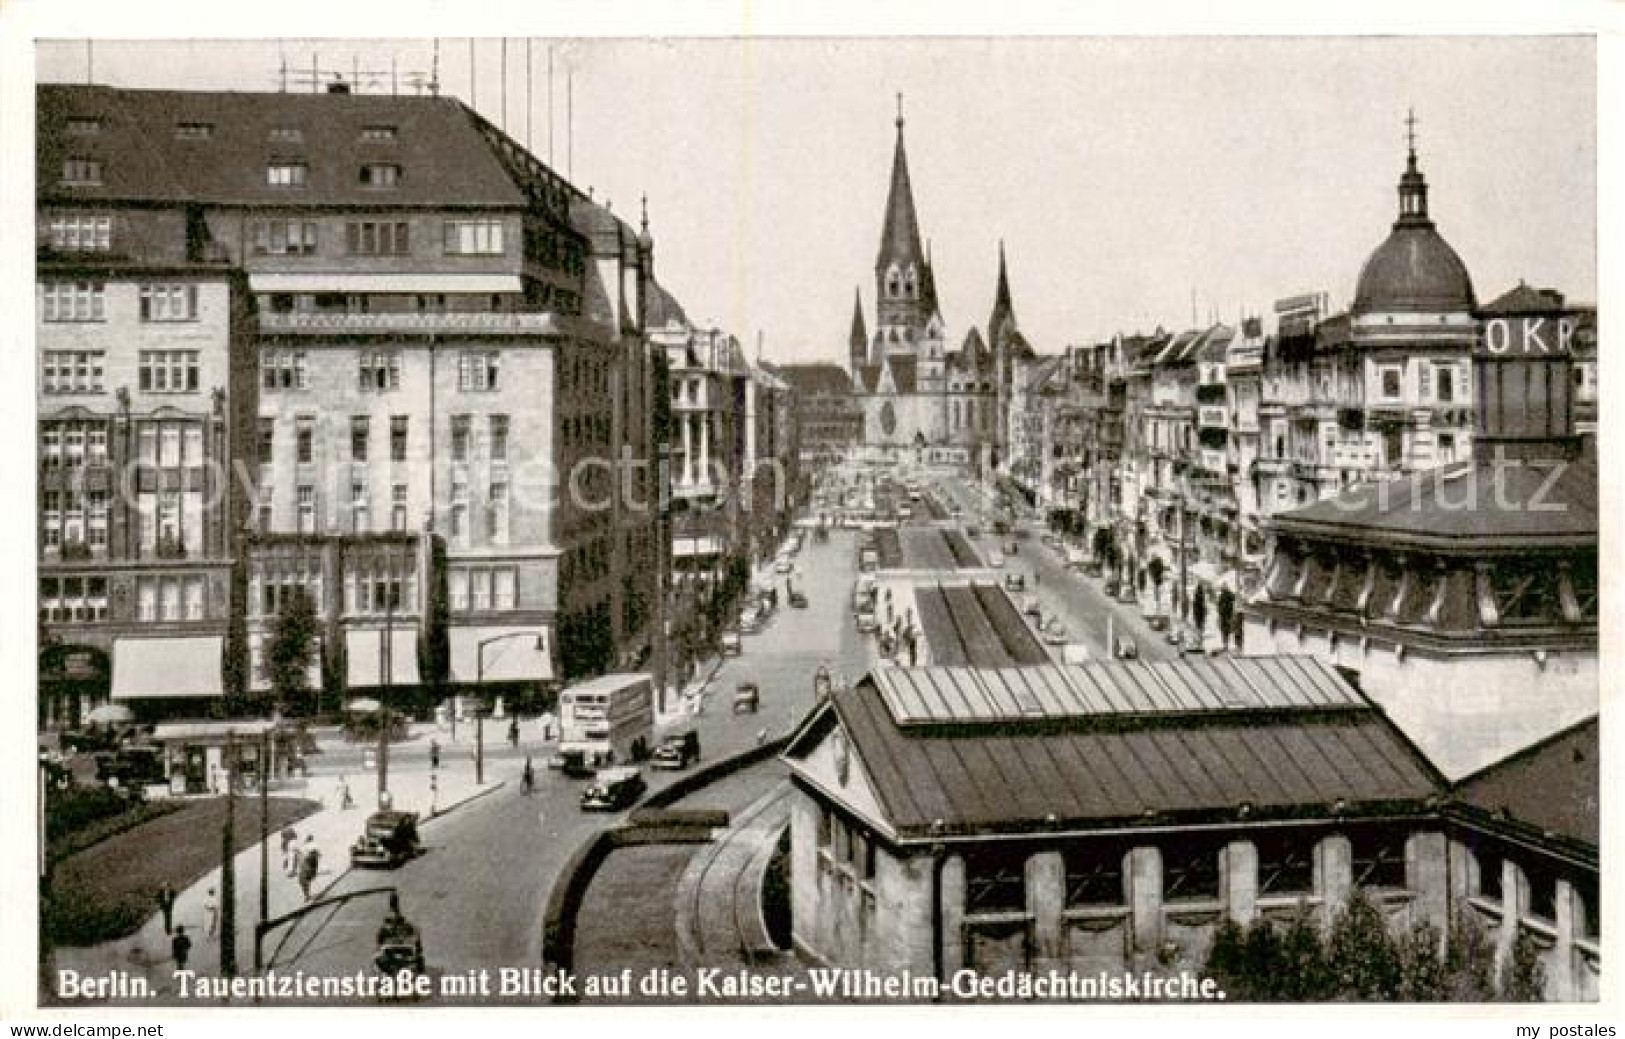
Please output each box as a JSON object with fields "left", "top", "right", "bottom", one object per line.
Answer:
{"left": 51, "top": 726, "right": 502, "bottom": 1001}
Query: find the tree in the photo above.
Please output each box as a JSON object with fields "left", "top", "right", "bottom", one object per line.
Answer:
{"left": 1444, "top": 910, "right": 1497, "bottom": 1002}
{"left": 1217, "top": 586, "right": 1237, "bottom": 650}
{"left": 1192, "top": 583, "right": 1209, "bottom": 637}
{"left": 1275, "top": 911, "right": 1332, "bottom": 1001}
{"left": 1501, "top": 929, "right": 1547, "bottom": 1002}
{"left": 418, "top": 535, "right": 451, "bottom": 706}
{"left": 1147, "top": 556, "right": 1166, "bottom": 616}
{"left": 1398, "top": 920, "right": 1448, "bottom": 1000}
{"left": 1326, "top": 888, "right": 1402, "bottom": 999}
{"left": 259, "top": 587, "right": 317, "bottom": 716}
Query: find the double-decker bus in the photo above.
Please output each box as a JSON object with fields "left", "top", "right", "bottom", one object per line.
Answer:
{"left": 557, "top": 673, "right": 654, "bottom": 766}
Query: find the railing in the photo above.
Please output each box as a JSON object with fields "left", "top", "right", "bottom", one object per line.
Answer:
{"left": 258, "top": 311, "right": 569, "bottom": 334}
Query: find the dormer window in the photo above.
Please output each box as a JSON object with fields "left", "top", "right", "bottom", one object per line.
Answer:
{"left": 66, "top": 118, "right": 101, "bottom": 136}
{"left": 175, "top": 122, "right": 214, "bottom": 140}
{"left": 360, "top": 163, "right": 401, "bottom": 188}
{"left": 61, "top": 158, "right": 102, "bottom": 186}
{"left": 361, "top": 125, "right": 398, "bottom": 141}
{"left": 267, "top": 162, "right": 308, "bottom": 187}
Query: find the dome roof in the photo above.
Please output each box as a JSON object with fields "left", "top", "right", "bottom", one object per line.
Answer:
{"left": 1353, "top": 224, "right": 1475, "bottom": 314}
{"left": 1352, "top": 145, "right": 1475, "bottom": 314}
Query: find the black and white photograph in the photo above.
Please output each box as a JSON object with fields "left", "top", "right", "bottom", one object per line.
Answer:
{"left": 1, "top": 4, "right": 1614, "bottom": 1026}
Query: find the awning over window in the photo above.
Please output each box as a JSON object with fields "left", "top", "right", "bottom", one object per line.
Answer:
{"left": 248, "top": 273, "right": 524, "bottom": 294}
{"left": 450, "top": 626, "right": 553, "bottom": 684}
{"left": 346, "top": 628, "right": 421, "bottom": 688}
{"left": 112, "top": 635, "right": 223, "bottom": 700}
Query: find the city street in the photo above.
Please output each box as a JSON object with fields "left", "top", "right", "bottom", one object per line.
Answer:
{"left": 263, "top": 525, "right": 866, "bottom": 1004}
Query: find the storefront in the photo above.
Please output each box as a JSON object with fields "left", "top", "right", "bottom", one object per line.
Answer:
{"left": 149, "top": 718, "right": 282, "bottom": 796}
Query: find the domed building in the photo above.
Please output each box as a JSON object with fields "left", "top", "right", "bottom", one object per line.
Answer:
{"left": 1346, "top": 131, "right": 1481, "bottom": 478}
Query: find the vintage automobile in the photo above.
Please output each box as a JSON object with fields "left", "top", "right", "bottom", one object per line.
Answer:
{"left": 1115, "top": 636, "right": 1140, "bottom": 660}
{"left": 93, "top": 746, "right": 165, "bottom": 789}
{"left": 788, "top": 589, "right": 809, "bottom": 609}
{"left": 650, "top": 730, "right": 701, "bottom": 771}
{"left": 548, "top": 748, "right": 597, "bottom": 778}
{"left": 733, "top": 682, "right": 761, "bottom": 713}
{"left": 1003, "top": 572, "right": 1026, "bottom": 593}
{"left": 580, "top": 767, "right": 646, "bottom": 812}
{"left": 988, "top": 551, "right": 1005, "bottom": 569}
{"left": 719, "top": 629, "right": 743, "bottom": 656}
{"left": 1022, "top": 594, "right": 1043, "bottom": 618}
{"left": 351, "top": 810, "right": 422, "bottom": 869}
{"left": 1041, "top": 618, "right": 1069, "bottom": 646}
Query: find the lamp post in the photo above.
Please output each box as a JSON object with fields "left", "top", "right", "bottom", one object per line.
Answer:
{"left": 474, "top": 632, "right": 545, "bottom": 786}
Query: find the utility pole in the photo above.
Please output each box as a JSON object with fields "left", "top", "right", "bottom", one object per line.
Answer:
{"left": 219, "top": 733, "right": 237, "bottom": 978}
{"left": 255, "top": 730, "right": 269, "bottom": 971}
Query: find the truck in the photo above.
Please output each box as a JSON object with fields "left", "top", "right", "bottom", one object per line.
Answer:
{"left": 556, "top": 673, "right": 655, "bottom": 767}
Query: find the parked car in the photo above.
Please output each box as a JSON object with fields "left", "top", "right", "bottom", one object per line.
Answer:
{"left": 733, "top": 682, "right": 761, "bottom": 713}
{"left": 1022, "top": 594, "right": 1043, "bottom": 618}
{"left": 1148, "top": 615, "right": 1169, "bottom": 632}
{"left": 720, "top": 629, "right": 742, "bottom": 656}
{"left": 351, "top": 810, "right": 422, "bottom": 868}
{"left": 651, "top": 730, "right": 701, "bottom": 770}
{"left": 738, "top": 609, "right": 765, "bottom": 635}
{"left": 988, "top": 551, "right": 1005, "bottom": 568}
{"left": 1042, "top": 618, "right": 1069, "bottom": 645}
{"left": 93, "top": 746, "right": 165, "bottom": 789}
{"left": 856, "top": 609, "right": 879, "bottom": 634}
{"left": 580, "top": 767, "right": 646, "bottom": 812}
{"left": 789, "top": 589, "right": 809, "bottom": 609}
{"left": 1115, "top": 636, "right": 1140, "bottom": 660}
{"left": 1003, "top": 572, "right": 1026, "bottom": 593}
{"left": 1103, "top": 577, "right": 1120, "bottom": 597}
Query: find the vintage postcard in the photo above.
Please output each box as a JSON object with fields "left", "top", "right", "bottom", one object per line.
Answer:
{"left": 2, "top": 8, "right": 1610, "bottom": 1026}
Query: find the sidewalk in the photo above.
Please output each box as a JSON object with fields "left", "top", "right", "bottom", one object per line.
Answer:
{"left": 53, "top": 724, "right": 502, "bottom": 1002}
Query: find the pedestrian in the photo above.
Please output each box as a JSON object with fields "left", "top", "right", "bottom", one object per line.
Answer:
{"left": 337, "top": 775, "right": 354, "bottom": 810}
{"left": 287, "top": 832, "right": 304, "bottom": 878}
{"left": 508, "top": 718, "right": 520, "bottom": 749}
{"left": 521, "top": 757, "right": 535, "bottom": 796}
{"left": 171, "top": 926, "right": 192, "bottom": 971}
{"left": 155, "top": 883, "right": 176, "bottom": 935}
{"left": 202, "top": 888, "right": 219, "bottom": 939}
{"left": 429, "top": 739, "right": 440, "bottom": 771}
{"left": 755, "top": 728, "right": 767, "bottom": 747}
{"left": 280, "top": 826, "right": 297, "bottom": 874}
{"left": 298, "top": 838, "right": 319, "bottom": 901}
{"left": 428, "top": 773, "right": 439, "bottom": 817}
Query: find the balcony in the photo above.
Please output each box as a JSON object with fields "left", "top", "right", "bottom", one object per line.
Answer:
{"left": 258, "top": 310, "right": 570, "bottom": 336}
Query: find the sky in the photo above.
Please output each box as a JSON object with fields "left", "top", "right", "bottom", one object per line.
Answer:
{"left": 34, "top": 35, "right": 1598, "bottom": 366}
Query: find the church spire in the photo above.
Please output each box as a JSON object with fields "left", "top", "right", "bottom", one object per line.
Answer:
{"left": 849, "top": 287, "right": 869, "bottom": 368}
{"left": 1396, "top": 107, "right": 1432, "bottom": 228}
{"left": 988, "top": 239, "right": 1018, "bottom": 350}
{"left": 875, "top": 93, "right": 926, "bottom": 276}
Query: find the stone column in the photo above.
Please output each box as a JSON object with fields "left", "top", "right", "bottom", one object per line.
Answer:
{"left": 681, "top": 413, "right": 694, "bottom": 488}
{"left": 940, "top": 854, "right": 966, "bottom": 976}
{"left": 1225, "top": 839, "right": 1258, "bottom": 927}
{"left": 1494, "top": 859, "right": 1526, "bottom": 980}
{"left": 1445, "top": 837, "right": 1474, "bottom": 909}
{"left": 1026, "top": 850, "right": 1066, "bottom": 969}
{"left": 1552, "top": 879, "right": 1578, "bottom": 1002}
{"left": 1406, "top": 830, "right": 1450, "bottom": 941}
{"left": 1127, "top": 845, "right": 1163, "bottom": 957}
{"left": 1317, "top": 834, "right": 1352, "bottom": 931}
{"left": 700, "top": 412, "right": 712, "bottom": 487}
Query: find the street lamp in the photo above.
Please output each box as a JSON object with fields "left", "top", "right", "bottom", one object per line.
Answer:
{"left": 474, "top": 632, "right": 545, "bottom": 786}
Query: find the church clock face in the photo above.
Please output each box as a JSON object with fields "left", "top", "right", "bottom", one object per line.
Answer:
{"left": 880, "top": 401, "right": 897, "bottom": 436}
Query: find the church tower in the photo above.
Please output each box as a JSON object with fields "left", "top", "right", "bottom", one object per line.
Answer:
{"left": 848, "top": 287, "right": 869, "bottom": 373}
{"left": 874, "top": 95, "right": 932, "bottom": 358}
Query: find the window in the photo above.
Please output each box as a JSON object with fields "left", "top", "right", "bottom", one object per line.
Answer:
{"left": 1522, "top": 860, "right": 1557, "bottom": 923}
{"left": 1378, "top": 365, "right": 1403, "bottom": 402}
{"left": 295, "top": 418, "right": 314, "bottom": 465}
{"left": 47, "top": 214, "right": 111, "bottom": 251}
{"left": 182, "top": 426, "right": 203, "bottom": 467}
{"left": 257, "top": 492, "right": 273, "bottom": 533}
{"left": 443, "top": 219, "right": 504, "bottom": 255}
{"left": 489, "top": 415, "right": 509, "bottom": 462}
{"left": 1163, "top": 837, "right": 1224, "bottom": 902}
{"left": 267, "top": 161, "right": 308, "bottom": 187}
{"left": 470, "top": 568, "right": 490, "bottom": 611}
{"left": 1350, "top": 828, "right": 1408, "bottom": 891}
{"left": 41, "top": 281, "right": 105, "bottom": 322}
{"left": 1255, "top": 832, "right": 1316, "bottom": 897}
{"left": 175, "top": 121, "right": 214, "bottom": 139}
{"left": 138, "top": 351, "right": 201, "bottom": 394}
{"left": 457, "top": 352, "right": 501, "bottom": 392}
{"left": 448, "top": 569, "right": 469, "bottom": 612}
{"left": 61, "top": 158, "right": 103, "bottom": 185}
{"left": 390, "top": 416, "right": 408, "bottom": 462}
{"left": 487, "top": 482, "right": 509, "bottom": 543}
{"left": 296, "top": 485, "right": 316, "bottom": 533}
{"left": 358, "top": 351, "right": 401, "bottom": 392}
{"left": 42, "top": 351, "right": 104, "bottom": 394}
{"left": 451, "top": 416, "right": 471, "bottom": 463}
{"left": 136, "top": 427, "right": 156, "bottom": 466}
{"left": 251, "top": 219, "right": 318, "bottom": 256}
{"left": 1437, "top": 432, "right": 1457, "bottom": 464}
{"left": 258, "top": 418, "right": 275, "bottom": 464}
{"left": 359, "top": 163, "right": 401, "bottom": 187}
{"left": 1474, "top": 844, "right": 1503, "bottom": 902}
{"left": 1436, "top": 365, "right": 1456, "bottom": 405}
{"left": 345, "top": 220, "right": 410, "bottom": 255}
{"left": 351, "top": 480, "right": 370, "bottom": 532}
{"left": 87, "top": 429, "right": 108, "bottom": 465}
{"left": 963, "top": 847, "right": 1028, "bottom": 915}
{"left": 263, "top": 350, "right": 308, "bottom": 391}
{"left": 350, "top": 416, "right": 370, "bottom": 461}
{"left": 268, "top": 126, "right": 302, "bottom": 142}
{"left": 450, "top": 503, "right": 468, "bottom": 546}
{"left": 66, "top": 117, "right": 101, "bottom": 136}
{"left": 139, "top": 284, "right": 199, "bottom": 322}
{"left": 361, "top": 124, "right": 397, "bottom": 141}
{"left": 492, "top": 567, "right": 516, "bottom": 610}
{"left": 1064, "top": 843, "right": 1126, "bottom": 907}
{"left": 391, "top": 484, "right": 408, "bottom": 532}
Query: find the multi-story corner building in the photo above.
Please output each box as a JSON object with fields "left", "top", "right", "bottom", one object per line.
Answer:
{"left": 38, "top": 81, "right": 661, "bottom": 713}
{"left": 1224, "top": 317, "right": 1267, "bottom": 565}
{"left": 36, "top": 91, "right": 260, "bottom": 725}
{"left": 771, "top": 363, "right": 862, "bottom": 475}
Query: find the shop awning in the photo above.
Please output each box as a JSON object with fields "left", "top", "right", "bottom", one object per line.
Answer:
{"left": 112, "top": 635, "right": 224, "bottom": 700}
{"left": 346, "top": 628, "right": 421, "bottom": 688}
{"left": 249, "top": 273, "right": 524, "bottom": 294}
{"left": 152, "top": 719, "right": 279, "bottom": 743}
{"left": 450, "top": 626, "right": 553, "bottom": 684}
